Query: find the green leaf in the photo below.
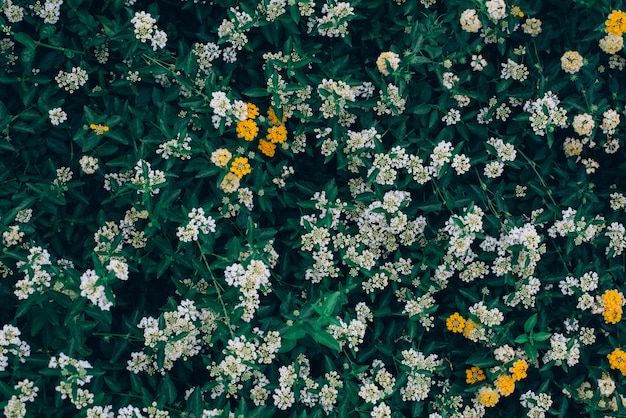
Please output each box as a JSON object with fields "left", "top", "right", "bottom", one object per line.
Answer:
{"left": 524, "top": 313, "right": 538, "bottom": 334}
{"left": 310, "top": 330, "right": 341, "bottom": 351}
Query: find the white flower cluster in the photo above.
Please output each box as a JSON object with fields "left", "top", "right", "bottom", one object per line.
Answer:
{"left": 317, "top": 78, "right": 357, "bottom": 119}
{"left": 357, "top": 360, "right": 396, "bottom": 407}
{"left": 399, "top": 349, "right": 441, "bottom": 402}
{"left": 79, "top": 269, "right": 112, "bottom": 310}
{"left": 128, "top": 300, "right": 217, "bottom": 375}
{"left": 209, "top": 91, "right": 248, "bottom": 128}
{"left": 523, "top": 91, "right": 568, "bottom": 136}
{"left": 30, "top": 0, "right": 63, "bottom": 24}
{"left": 459, "top": 9, "right": 481, "bottom": 33}
{"left": 14, "top": 246, "right": 53, "bottom": 300}
{"left": 606, "top": 222, "right": 626, "bottom": 257}
{"left": 328, "top": 303, "right": 373, "bottom": 351}
{"left": 520, "top": 391, "right": 553, "bottom": 418}
{"left": 2, "top": 224, "right": 23, "bottom": 247}
{"left": 218, "top": 6, "right": 252, "bottom": 56}
{"left": 131, "top": 159, "right": 166, "bottom": 195}
{"left": 224, "top": 259, "right": 272, "bottom": 322}
{"left": 49, "top": 353, "right": 95, "bottom": 409}
{"left": 376, "top": 51, "right": 400, "bottom": 76}
{"left": 469, "top": 301, "right": 504, "bottom": 327}
{"left": 316, "top": 2, "right": 354, "bottom": 37}
{"left": 157, "top": 134, "right": 192, "bottom": 160}
{"left": 485, "top": 0, "right": 506, "bottom": 21}
{"left": 375, "top": 83, "right": 406, "bottom": 116}
{"left": 48, "top": 107, "right": 67, "bottom": 125}
{"left": 3, "top": 379, "right": 38, "bottom": 418}
{"left": 193, "top": 42, "right": 221, "bottom": 73}
{"left": 504, "top": 276, "right": 541, "bottom": 308}
{"left": 3, "top": 0, "right": 24, "bottom": 23}
{"left": 79, "top": 155, "right": 99, "bottom": 174}
{"left": 547, "top": 207, "right": 605, "bottom": 245}
{"left": 264, "top": 0, "right": 287, "bottom": 21}
{"left": 491, "top": 223, "right": 544, "bottom": 279}
{"left": 0, "top": 324, "right": 30, "bottom": 372}
{"left": 55, "top": 67, "right": 88, "bottom": 94}
{"left": 543, "top": 332, "right": 580, "bottom": 367}
{"left": 572, "top": 113, "right": 594, "bottom": 137}
{"left": 500, "top": 58, "right": 529, "bottom": 81}
{"left": 601, "top": 108, "right": 621, "bottom": 135}
{"left": 131, "top": 11, "right": 167, "bottom": 50}
{"left": 176, "top": 208, "right": 216, "bottom": 242}
{"left": 207, "top": 330, "right": 281, "bottom": 401}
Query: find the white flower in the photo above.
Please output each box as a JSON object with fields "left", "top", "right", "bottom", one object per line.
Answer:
{"left": 48, "top": 107, "right": 67, "bottom": 125}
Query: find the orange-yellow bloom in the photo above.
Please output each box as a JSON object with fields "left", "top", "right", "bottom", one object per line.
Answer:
{"left": 606, "top": 10, "right": 626, "bottom": 36}
{"left": 230, "top": 156, "right": 251, "bottom": 178}
{"left": 477, "top": 386, "right": 500, "bottom": 407}
{"left": 246, "top": 102, "right": 259, "bottom": 119}
{"left": 236, "top": 119, "right": 259, "bottom": 141}
{"left": 268, "top": 107, "right": 286, "bottom": 126}
{"left": 495, "top": 374, "right": 515, "bottom": 397}
{"left": 603, "top": 289, "right": 623, "bottom": 324}
{"left": 446, "top": 312, "right": 466, "bottom": 333}
{"left": 608, "top": 348, "right": 626, "bottom": 375}
{"left": 258, "top": 139, "right": 276, "bottom": 157}
{"left": 267, "top": 125, "right": 287, "bottom": 144}
{"left": 465, "top": 366, "right": 486, "bottom": 384}
{"left": 90, "top": 123, "right": 109, "bottom": 135}
{"left": 509, "top": 359, "right": 528, "bottom": 381}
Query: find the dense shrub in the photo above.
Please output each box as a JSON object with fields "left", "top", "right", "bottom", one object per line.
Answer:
{"left": 2, "top": 0, "right": 626, "bottom": 417}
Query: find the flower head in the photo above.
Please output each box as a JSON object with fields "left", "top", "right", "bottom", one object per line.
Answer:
{"left": 267, "top": 125, "right": 288, "bottom": 144}
{"left": 606, "top": 10, "right": 626, "bottom": 36}
{"left": 477, "top": 386, "right": 500, "bottom": 407}
{"left": 495, "top": 374, "right": 515, "bottom": 397}
{"left": 509, "top": 359, "right": 528, "bottom": 381}
{"left": 258, "top": 139, "right": 276, "bottom": 157}
{"left": 230, "top": 156, "right": 251, "bottom": 178}
{"left": 465, "top": 366, "right": 486, "bottom": 384}
{"left": 236, "top": 119, "right": 259, "bottom": 141}
{"left": 90, "top": 124, "right": 109, "bottom": 135}
{"left": 608, "top": 348, "right": 626, "bottom": 375}
{"left": 446, "top": 312, "right": 466, "bottom": 333}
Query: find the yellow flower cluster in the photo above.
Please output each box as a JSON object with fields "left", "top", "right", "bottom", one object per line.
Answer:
{"left": 606, "top": 10, "right": 626, "bottom": 36}
{"left": 494, "top": 374, "right": 515, "bottom": 397}
{"left": 90, "top": 123, "right": 109, "bottom": 135}
{"left": 236, "top": 119, "right": 259, "bottom": 141}
{"left": 603, "top": 289, "right": 623, "bottom": 324}
{"left": 230, "top": 156, "right": 251, "bottom": 179}
{"left": 258, "top": 139, "right": 276, "bottom": 158}
{"left": 608, "top": 348, "right": 626, "bottom": 375}
{"left": 267, "top": 125, "right": 287, "bottom": 144}
{"left": 477, "top": 386, "right": 500, "bottom": 407}
{"left": 465, "top": 366, "right": 486, "bottom": 384}
{"left": 509, "top": 359, "right": 528, "bottom": 381}
{"left": 446, "top": 312, "right": 465, "bottom": 333}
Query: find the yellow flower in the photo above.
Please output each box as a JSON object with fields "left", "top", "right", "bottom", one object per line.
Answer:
{"left": 510, "top": 5, "right": 523, "bottom": 18}
{"left": 211, "top": 148, "right": 232, "bottom": 167}
{"left": 268, "top": 107, "right": 286, "bottom": 126}
{"left": 90, "top": 123, "right": 109, "bottom": 135}
{"left": 465, "top": 366, "right": 486, "bottom": 384}
{"left": 606, "top": 10, "right": 626, "bottom": 36}
{"left": 495, "top": 374, "right": 515, "bottom": 397}
{"left": 230, "top": 156, "right": 251, "bottom": 179}
{"left": 509, "top": 359, "right": 528, "bottom": 381}
{"left": 446, "top": 312, "right": 466, "bottom": 333}
{"left": 608, "top": 348, "right": 626, "bottom": 375}
{"left": 236, "top": 119, "right": 259, "bottom": 141}
{"left": 246, "top": 102, "right": 259, "bottom": 119}
{"left": 219, "top": 172, "right": 240, "bottom": 193}
{"left": 258, "top": 139, "right": 276, "bottom": 157}
{"left": 477, "top": 386, "right": 500, "bottom": 407}
{"left": 267, "top": 125, "right": 288, "bottom": 144}
{"left": 603, "top": 289, "right": 623, "bottom": 324}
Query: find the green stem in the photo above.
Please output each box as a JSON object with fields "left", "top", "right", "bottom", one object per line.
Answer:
{"left": 196, "top": 241, "right": 235, "bottom": 339}
{"left": 34, "top": 41, "right": 84, "bottom": 55}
